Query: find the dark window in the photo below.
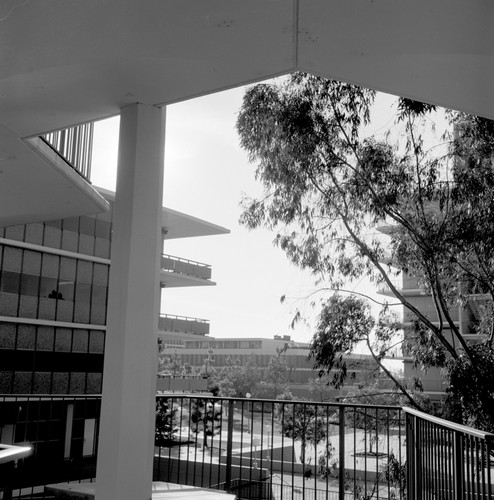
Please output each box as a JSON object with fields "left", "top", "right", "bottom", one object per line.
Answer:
{"left": 79, "top": 216, "right": 95, "bottom": 237}
{"left": 0, "top": 271, "right": 20, "bottom": 293}
{"left": 20, "top": 274, "right": 39, "bottom": 296}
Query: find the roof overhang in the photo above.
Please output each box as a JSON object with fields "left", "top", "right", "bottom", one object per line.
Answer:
{"left": 2, "top": 0, "right": 494, "bottom": 138}
{"left": 1, "top": 1, "right": 494, "bottom": 226}
{"left": 96, "top": 187, "right": 229, "bottom": 239}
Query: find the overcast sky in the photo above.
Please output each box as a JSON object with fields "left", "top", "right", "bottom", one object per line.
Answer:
{"left": 90, "top": 84, "right": 444, "bottom": 343}
{"left": 91, "top": 85, "right": 321, "bottom": 342}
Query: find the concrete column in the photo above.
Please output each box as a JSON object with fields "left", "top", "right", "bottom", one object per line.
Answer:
{"left": 96, "top": 103, "right": 165, "bottom": 500}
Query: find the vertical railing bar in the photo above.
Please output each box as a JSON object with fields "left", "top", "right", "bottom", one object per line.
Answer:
{"left": 302, "top": 403, "right": 306, "bottom": 500}
{"left": 174, "top": 396, "right": 183, "bottom": 481}
{"left": 487, "top": 438, "right": 493, "bottom": 500}
{"left": 338, "top": 405, "right": 345, "bottom": 500}
{"left": 291, "top": 403, "right": 296, "bottom": 498}
{"left": 480, "top": 438, "right": 486, "bottom": 500}
{"left": 375, "top": 407, "right": 379, "bottom": 500}
{"left": 466, "top": 434, "right": 471, "bottom": 499}
{"left": 249, "top": 398, "right": 253, "bottom": 493}
{"left": 325, "top": 404, "right": 330, "bottom": 500}
{"left": 453, "top": 429, "right": 463, "bottom": 500}
{"left": 364, "top": 406, "right": 368, "bottom": 497}
{"left": 280, "top": 401, "right": 284, "bottom": 500}
{"left": 185, "top": 396, "right": 191, "bottom": 486}
{"left": 353, "top": 406, "right": 357, "bottom": 497}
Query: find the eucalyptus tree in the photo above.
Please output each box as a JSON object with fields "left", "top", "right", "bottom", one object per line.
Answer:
{"left": 236, "top": 73, "right": 494, "bottom": 430}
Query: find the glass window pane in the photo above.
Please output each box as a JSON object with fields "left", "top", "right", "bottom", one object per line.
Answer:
{"left": 17, "top": 325, "right": 36, "bottom": 350}
{"left": 59, "top": 257, "right": 77, "bottom": 281}
{"left": 75, "top": 283, "right": 91, "bottom": 303}
{"left": 77, "top": 261, "right": 92, "bottom": 284}
{"left": 1, "top": 271, "right": 20, "bottom": 293}
{"left": 43, "top": 225, "right": 61, "bottom": 249}
{"left": 54, "top": 328, "right": 72, "bottom": 352}
{"left": 73, "top": 330, "right": 88, "bottom": 353}
{"left": 5, "top": 225, "right": 24, "bottom": 241}
{"left": 80, "top": 216, "right": 95, "bottom": 237}
{"left": 22, "top": 250, "right": 42, "bottom": 275}
{"left": 2, "top": 247, "right": 22, "bottom": 272}
{"left": 25, "top": 224, "right": 43, "bottom": 245}
{"left": 88, "top": 331, "right": 104, "bottom": 354}
{"left": 37, "top": 327, "right": 54, "bottom": 351}
{"left": 39, "top": 277, "right": 58, "bottom": 298}
{"left": 20, "top": 274, "right": 39, "bottom": 296}
{"left": 41, "top": 254, "right": 59, "bottom": 279}
{"left": 63, "top": 217, "right": 79, "bottom": 232}
{"left": 0, "top": 323, "right": 16, "bottom": 349}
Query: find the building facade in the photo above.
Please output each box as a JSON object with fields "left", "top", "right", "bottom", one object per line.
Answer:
{"left": 0, "top": 185, "right": 227, "bottom": 479}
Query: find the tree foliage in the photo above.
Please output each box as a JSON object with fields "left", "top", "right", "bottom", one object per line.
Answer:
{"left": 236, "top": 73, "right": 494, "bottom": 430}
{"left": 278, "top": 402, "right": 326, "bottom": 465}
{"left": 155, "top": 398, "right": 179, "bottom": 445}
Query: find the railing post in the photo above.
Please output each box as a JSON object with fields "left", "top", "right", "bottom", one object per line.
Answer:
{"left": 339, "top": 405, "right": 345, "bottom": 500}
{"left": 225, "top": 399, "right": 234, "bottom": 492}
{"left": 453, "top": 431, "right": 464, "bottom": 500}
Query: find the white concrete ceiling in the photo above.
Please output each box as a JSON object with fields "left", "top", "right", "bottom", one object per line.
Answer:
{"left": 1, "top": 0, "right": 493, "bottom": 226}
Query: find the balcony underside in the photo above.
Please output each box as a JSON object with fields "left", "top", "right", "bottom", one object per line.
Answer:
{"left": 0, "top": 126, "right": 109, "bottom": 227}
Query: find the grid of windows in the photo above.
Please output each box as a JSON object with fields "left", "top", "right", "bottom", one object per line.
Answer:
{"left": 0, "top": 247, "right": 109, "bottom": 325}
{"left": 0, "top": 213, "right": 112, "bottom": 259}
{"left": 0, "top": 322, "right": 104, "bottom": 394}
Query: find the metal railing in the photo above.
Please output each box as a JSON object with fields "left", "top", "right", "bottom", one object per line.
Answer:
{"left": 405, "top": 407, "right": 494, "bottom": 500}
{"left": 2, "top": 394, "right": 493, "bottom": 500}
{"left": 154, "top": 395, "right": 406, "bottom": 500}
{"left": 40, "top": 123, "right": 94, "bottom": 181}
{"left": 161, "top": 254, "right": 212, "bottom": 281}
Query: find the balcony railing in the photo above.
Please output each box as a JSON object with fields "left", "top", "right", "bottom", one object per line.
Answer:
{"left": 1, "top": 394, "right": 493, "bottom": 500}
{"left": 405, "top": 407, "right": 494, "bottom": 500}
{"left": 159, "top": 314, "right": 210, "bottom": 336}
{"left": 155, "top": 396, "right": 406, "bottom": 500}
{"left": 161, "top": 254, "right": 212, "bottom": 281}
{"left": 40, "top": 123, "right": 94, "bottom": 182}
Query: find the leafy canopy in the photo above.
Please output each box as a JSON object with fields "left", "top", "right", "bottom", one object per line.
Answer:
{"left": 236, "top": 73, "right": 494, "bottom": 430}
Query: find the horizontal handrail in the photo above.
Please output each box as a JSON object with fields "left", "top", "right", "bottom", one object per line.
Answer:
{"left": 404, "top": 406, "right": 494, "bottom": 440}
{"left": 160, "top": 313, "right": 210, "bottom": 324}
{"left": 161, "top": 254, "right": 211, "bottom": 269}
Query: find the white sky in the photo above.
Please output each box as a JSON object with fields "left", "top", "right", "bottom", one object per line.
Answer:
{"left": 91, "top": 85, "right": 319, "bottom": 342}
{"left": 90, "top": 84, "right": 447, "bottom": 344}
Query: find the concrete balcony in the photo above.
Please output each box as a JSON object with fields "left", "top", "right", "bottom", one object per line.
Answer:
{"left": 158, "top": 314, "right": 210, "bottom": 336}
{"left": 160, "top": 254, "right": 215, "bottom": 288}
{"left": 377, "top": 276, "right": 424, "bottom": 296}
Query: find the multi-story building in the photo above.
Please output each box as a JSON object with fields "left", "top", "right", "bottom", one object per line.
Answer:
{"left": 0, "top": 180, "right": 227, "bottom": 463}
{"left": 378, "top": 267, "right": 488, "bottom": 399}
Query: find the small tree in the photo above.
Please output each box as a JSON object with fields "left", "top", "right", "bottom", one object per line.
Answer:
{"left": 259, "top": 352, "right": 289, "bottom": 399}
{"left": 155, "top": 398, "right": 179, "bottom": 446}
{"left": 190, "top": 398, "right": 223, "bottom": 449}
{"left": 278, "top": 402, "right": 326, "bottom": 466}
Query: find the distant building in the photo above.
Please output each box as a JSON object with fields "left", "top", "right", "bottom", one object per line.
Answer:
{"left": 158, "top": 333, "right": 381, "bottom": 399}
